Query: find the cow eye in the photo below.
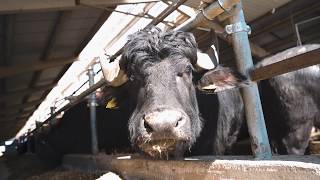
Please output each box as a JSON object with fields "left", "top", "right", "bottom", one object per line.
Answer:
{"left": 177, "top": 65, "right": 192, "bottom": 77}
{"left": 177, "top": 72, "right": 183, "bottom": 77}
{"left": 129, "top": 75, "right": 135, "bottom": 81}
{"left": 185, "top": 65, "right": 192, "bottom": 74}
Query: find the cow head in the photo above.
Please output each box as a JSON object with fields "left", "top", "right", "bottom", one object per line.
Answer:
{"left": 100, "top": 27, "right": 248, "bottom": 159}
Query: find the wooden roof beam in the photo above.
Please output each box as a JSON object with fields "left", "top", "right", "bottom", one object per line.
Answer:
{"left": 0, "top": 83, "right": 56, "bottom": 102}
{"left": 0, "top": 0, "right": 159, "bottom": 14}
{"left": 79, "top": 0, "right": 159, "bottom": 7}
{"left": 0, "top": 0, "right": 75, "bottom": 14}
{"left": 0, "top": 57, "right": 77, "bottom": 78}
{"left": 75, "top": 10, "right": 113, "bottom": 56}
{"left": 0, "top": 109, "right": 35, "bottom": 119}
{"left": 0, "top": 99, "right": 43, "bottom": 113}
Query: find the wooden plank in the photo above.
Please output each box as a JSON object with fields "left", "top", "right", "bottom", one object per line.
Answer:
{"left": 250, "top": 48, "right": 320, "bottom": 82}
{"left": 40, "top": 11, "right": 71, "bottom": 61}
{"left": 0, "top": 99, "right": 43, "bottom": 113}
{"left": 25, "top": 11, "right": 71, "bottom": 96}
{"left": 3, "top": 15, "right": 14, "bottom": 66}
{"left": 0, "top": 0, "right": 159, "bottom": 14}
{"left": 0, "top": 57, "right": 77, "bottom": 78}
{"left": 0, "top": 0, "right": 75, "bottom": 14}
{"left": 0, "top": 109, "right": 35, "bottom": 119}
{"left": 79, "top": 0, "right": 159, "bottom": 6}
{"left": 75, "top": 10, "right": 112, "bottom": 56}
{"left": 0, "top": 83, "right": 56, "bottom": 102}
{"left": 250, "top": 0, "right": 319, "bottom": 36}
{"left": 104, "top": 2, "right": 156, "bottom": 50}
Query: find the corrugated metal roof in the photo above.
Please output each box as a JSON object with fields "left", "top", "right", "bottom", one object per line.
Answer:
{"left": 0, "top": 4, "right": 114, "bottom": 141}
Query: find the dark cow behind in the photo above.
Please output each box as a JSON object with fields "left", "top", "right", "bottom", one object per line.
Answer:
{"left": 256, "top": 45, "right": 320, "bottom": 155}
{"left": 33, "top": 89, "right": 132, "bottom": 165}
{"left": 200, "top": 45, "right": 320, "bottom": 155}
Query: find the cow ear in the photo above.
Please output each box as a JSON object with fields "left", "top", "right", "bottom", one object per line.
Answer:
{"left": 197, "top": 66, "right": 250, "bottom": 94}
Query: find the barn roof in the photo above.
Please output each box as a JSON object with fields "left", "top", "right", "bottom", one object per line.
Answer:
{"left": 0, "top": 0, "right": 319, "bottom": 143}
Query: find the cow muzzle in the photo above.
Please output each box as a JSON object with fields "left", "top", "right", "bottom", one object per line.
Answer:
{"left": 137, "top": 109, "right": 190, "bottom": 159}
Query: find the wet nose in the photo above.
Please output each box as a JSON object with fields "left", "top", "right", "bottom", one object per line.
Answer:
{"left": 143, "top": 110, "right": 186, "bottom": 133}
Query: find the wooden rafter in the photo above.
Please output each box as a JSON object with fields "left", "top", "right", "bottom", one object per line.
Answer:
{"left": 0, "top": 0, "right": 159, "bottom": 14}
{"left": 17, "top": 11, "right": 71, "bottom": 123}
{"left": 75, "top": 10, "right": 113, "bottom": 55}
{"left": 0, "top": 109, "right": 35, "bottom": 119}
{"left": 28, "top": 11, "right": 70, "bottom": 85}
{"left": 0, "top": 83, "right": 56, "bottom": 102}
{"left": 1, "top": 99, "right": 44, "bottom": 113}
{"left": 250, "top": 0, "right": 320, "bottom": 39}
{"left": 3, "top": 15, "right": 14, "bottom": 66}
{"left": 79, "top": 0, "right": 159, "bottom": 6}
{"left": 0, "top": 57, "right": 77, "bottom": 78}
{"left": 104, "top": 2, "right": 156, "bottom": 50}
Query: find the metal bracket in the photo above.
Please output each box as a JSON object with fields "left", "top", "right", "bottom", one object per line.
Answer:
{"left": 201, "top": 0, "right": 232, "bottom": 21}
{"left": 225, "top": 22, "right": 251, "bottom": 35}
{"left": 217, "top": 0, "right": 232, "bottom": 12}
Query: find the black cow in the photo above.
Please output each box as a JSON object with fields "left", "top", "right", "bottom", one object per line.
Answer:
{"left": 257, "top": 46, "right": 320, "bottom": 155}
{"left": 100, "top": 27, "right": 248, "bottom": 159}
{"left": 101, "top": 28, "right": 320, "bottom": 157}
{"left": 33, "top": 92, "right": 132, "bottom": 165}
{"left": 200, "top": 45, "right": 320, "bottom": 156}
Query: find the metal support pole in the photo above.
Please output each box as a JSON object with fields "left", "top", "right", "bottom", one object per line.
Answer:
{"left": 50, "top": 106, "right": 56, "bottom": 125}
{"left": 228, "top": 2, "right": 272, "bottom": 159}
{"left": 88, "top": 67, "right": 99, "bottom": 154}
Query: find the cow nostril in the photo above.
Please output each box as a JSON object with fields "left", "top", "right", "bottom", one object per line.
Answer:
{"left": 175, "top": 117, "right": 183, "bottom": 127}
{"left": 144, "top": 120, "right": 153, "bottom": 133}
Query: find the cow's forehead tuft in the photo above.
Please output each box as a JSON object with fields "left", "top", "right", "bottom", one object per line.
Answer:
{"left": 122, "top": 27, "right": 198, "bottom": 67}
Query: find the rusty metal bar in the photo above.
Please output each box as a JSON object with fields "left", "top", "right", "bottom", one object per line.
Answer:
{"left": 229, "top": 2, "right": 271, "bottom": 159}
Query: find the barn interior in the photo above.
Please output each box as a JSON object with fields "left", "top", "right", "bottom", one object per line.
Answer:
{"left": 0, "top": 0, "right": 320, "bottom": 179}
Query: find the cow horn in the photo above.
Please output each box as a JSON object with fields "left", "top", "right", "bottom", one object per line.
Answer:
{"left": 99, "top": 53, "right": 128, "bottom": 87}
{"left": 196, "top": 45, "right": 219, "bottom": 71}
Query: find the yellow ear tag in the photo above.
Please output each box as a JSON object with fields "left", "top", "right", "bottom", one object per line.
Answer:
{"left": 106, "top": 97, "right": 119, "bottom": 109}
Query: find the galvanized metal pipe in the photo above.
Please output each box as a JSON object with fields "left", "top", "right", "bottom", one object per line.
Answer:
{"left": 175, "top": 0, "right": 240, "bottom": 31}
{"left": 229, "top": 2, "right": 271, "bottom": 159}
{"left": 49, "top": 106, "right": 56, "bottom": 125}
{"left": 88, "top": 67, "right": 99, "bottom": 154}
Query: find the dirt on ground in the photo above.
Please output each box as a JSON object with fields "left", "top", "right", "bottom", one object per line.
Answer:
{"left": 0, "top": 154, "right": 103, "bottom": 180}
{"left": 27, "top": 170, "right": 101, "bottom": 180}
